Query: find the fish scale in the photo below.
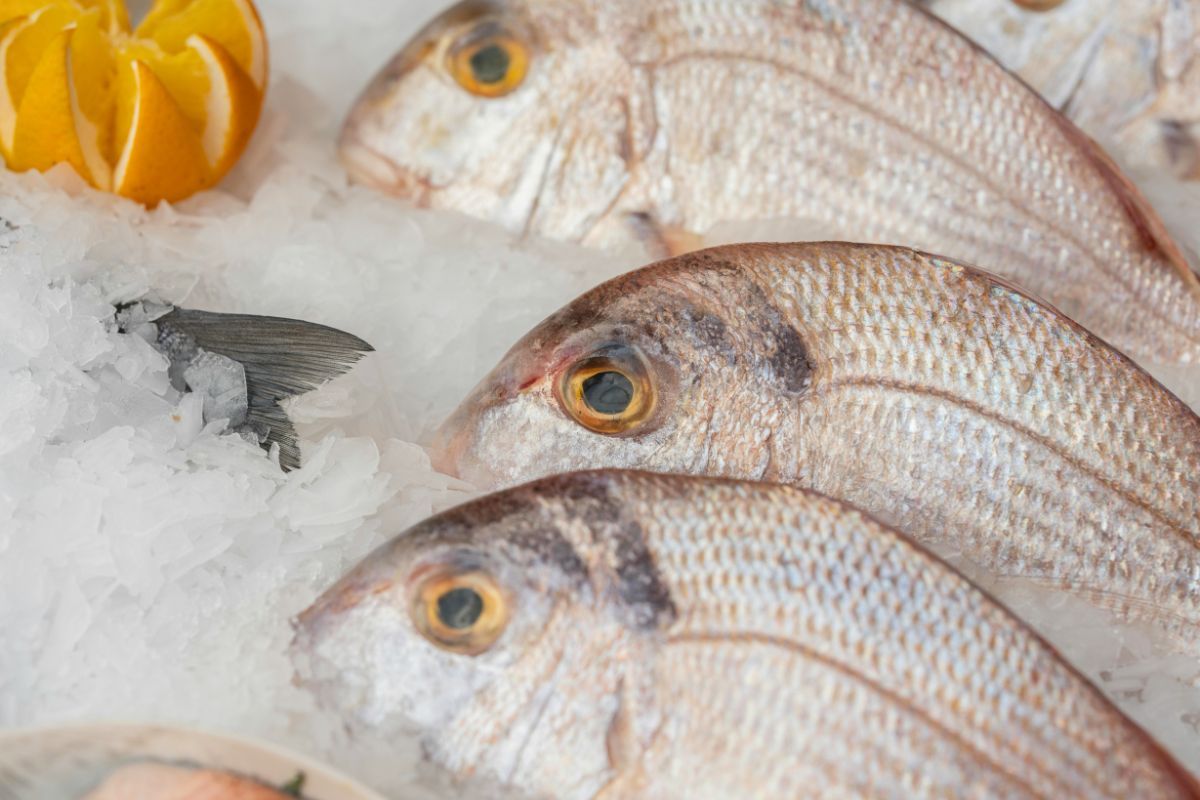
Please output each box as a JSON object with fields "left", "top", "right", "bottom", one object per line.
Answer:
{"left": 631, "top": 482, "right": 1154, "bottom": 797}
{"left": 295, "top": 471, "right": 1199, "bottom": 798}
{"left": 925, "top": 0, "right": 1200, "bottom": 178}
{"left": 436, "top": 242, "right": 1200, "bottom": 653}
{"left": 343, "top": 0, "right": 1200, "bottom": 362}
{"left": 760, "top": 246, "right": 1196, "bottom": 517}
{"left": 773, "top": 250, "right": 1200, "bottom": 637}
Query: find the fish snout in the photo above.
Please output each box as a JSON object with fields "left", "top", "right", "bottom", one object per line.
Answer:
{"left": 337, "top": 127, "right": 436, "bottom": 204}
{"left": 292, "top": 571, "right": 404, "bottom": 705}
{"left": 338, "top": 125, "right": 394, "bottom": 184}
{"left": 430, "top": 405, "right": 503, "bottom": 488}
{"left": 430, "top": 367, "right": 529, "bottom": 486}
{"left": 296, "top": 578, "right": 369, "bottom": 642}
{"left": 291, "top": 591, "right": 350, "bottom": 700}
{"left": 430, "top": 421, "right": 470, "bottom": 479}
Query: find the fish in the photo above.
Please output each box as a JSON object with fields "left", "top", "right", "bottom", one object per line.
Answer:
{"left": 431, "top": 242, "right": 1200, "bottom": 654}
{"left": 81, "top": 762, "right": 300, "bottom": 800}
{"left": 115, "top": 301, "right": 374, "bottom": 470}
{"left": 294, "top": 469, "right": 1200, "bottom": 799}
{"left": 922, "top": 0, "right": 1200, "bottom": 179}
{"left": 340, "top": 0, "right": 1200, "bottom": 365}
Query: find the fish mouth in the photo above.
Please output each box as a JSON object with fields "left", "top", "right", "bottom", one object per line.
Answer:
{"left": 429, "top": 375, "right": 517, "bottom": 487}
{"left": 289, "top": 610, "right": 345, "bottom": 712}
{"left": 431, "top": 408, "right": 490, "bottom": 485}
{"left": 337, "top": 135, "right": 435, "bottom": 205}
{"left": 429, "top": 425, "right": 466, "bottom": 479}
{"left": 429, "top": 420, "right": 525, "bottom": 491}
{"left": 291, "top": 573, "right": 398, "bottom": 710}
{"left": 336, "top": 0, "right": 505, "bottom": 202}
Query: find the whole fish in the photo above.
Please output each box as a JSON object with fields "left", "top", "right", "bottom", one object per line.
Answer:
{"left": 432, "top": 242, "right": 1200, "bottom": 653}
{"left": 294, "top": 470, "right": 1200, "bottom": 799}
{"left": 924, "top": 0, "right": 1200, "bottom": 179}
{"left": 341, "top": 0, "right": 1200, "bottom": 364}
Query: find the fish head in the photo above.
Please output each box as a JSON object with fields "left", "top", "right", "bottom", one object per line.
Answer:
{"left": 341, "top": 0, "right": 639, "bottom": 242}
{"left": 293, "top": 473, "right": 669, "bottom": 792}
{"left": 433, "top": 247, "right": 813, "bottom": 488}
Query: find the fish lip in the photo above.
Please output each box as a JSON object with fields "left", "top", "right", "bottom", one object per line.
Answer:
{"left": 337, "top": 135, "right": 436, "bottom": 205}
{"left": 430, "top": 407, "right": 516, "bottom": 489}
{"left": 430, "top": 405, "right": 498, "bottom": 484}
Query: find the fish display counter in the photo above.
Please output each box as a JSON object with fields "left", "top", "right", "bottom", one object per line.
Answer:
{"left": 0, "top": 0, "right": 1198, "bottom": 798}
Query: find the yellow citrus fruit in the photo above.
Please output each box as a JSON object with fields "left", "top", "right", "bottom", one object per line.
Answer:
{"left": 112, "top": 58, "right": 209, "bottom": 203}
{"left": 9, "top": 28, "right": 99, "bottom": 182}
{"left": 137, "top": 0, "right": 264, "bottom": 89}
{"left": 0, "top": 0, "right": 266, "bottom": 204}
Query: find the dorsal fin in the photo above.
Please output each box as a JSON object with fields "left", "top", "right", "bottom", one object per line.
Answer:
{"left": 1052, "top": 114, "right": 1200, "bottom": 285}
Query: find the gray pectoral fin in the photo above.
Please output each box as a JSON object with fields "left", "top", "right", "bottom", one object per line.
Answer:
{"left": 151, "top": 307, "right": 375, "bottom": 471}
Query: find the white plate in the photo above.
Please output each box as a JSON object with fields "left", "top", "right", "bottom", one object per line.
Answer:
{"left": 0, "top": 723, "right": 387, "bottom": 800}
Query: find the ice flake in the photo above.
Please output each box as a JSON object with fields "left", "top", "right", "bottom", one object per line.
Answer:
{"left": 183, "top": 351, "right": 249, "bottom": 427}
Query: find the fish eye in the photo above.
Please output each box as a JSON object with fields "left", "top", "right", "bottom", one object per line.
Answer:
{"left": 412, "top": 569, "right": 509, "bottom": 655}
{"left": 447, "top": 27, "right": 529, "bottom": 98}
{"left": 438, "top": 587, "right": 483, "bottom": 629}
{"left": 582, "top": 371, "right": 634, "bottom": 414}
{"left": 559, "top": 346, "right": 655, "bottom": 435}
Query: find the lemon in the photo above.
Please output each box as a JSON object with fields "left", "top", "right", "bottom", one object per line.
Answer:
{"left": 0, "top": 0, "right": 267, "bottom": 204}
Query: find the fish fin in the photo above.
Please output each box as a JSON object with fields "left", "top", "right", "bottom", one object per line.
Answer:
{"left": 604, "top": 677, "right": 637, "bottom": 776}
{"left": 915, "top": 0, "right": 1199, "bottom": 283}
{"left": 155, "top": 308, "right": 374, "bottom": 471}
{"left": 1160, "top": 119, "right": 1200, "bottom": 180}
{"left": 626, "top": 212, "right": 706, "bottom": 259}
{"left": 595, "top": 676, "right": 660, "bottom": 799}
{"left": 1051, "top": 115, "right": 1200, "bottom": 285}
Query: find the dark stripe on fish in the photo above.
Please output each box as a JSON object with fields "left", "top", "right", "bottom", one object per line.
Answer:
{"left": 434, "top": 489, "right": 592, "bottom": 586}
{"left": 530, "top": 474, "right": 678, "bottom": 631}
{"left": 608, "top": 515, "right": 678, "bottom": 630}
{"left": 760, "top": 300, "right": 813, "bottom": 395}
{"left": 686, "top": 266, "right": 815, "bottom": 395}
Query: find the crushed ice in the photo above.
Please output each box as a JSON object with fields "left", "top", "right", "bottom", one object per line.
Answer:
{"left": 118, "top": 299, "right": 254, "bottom": 431}
{"left": 0, "top": 0, "right": 1197, "bottom": 796}
{"left": 181, "top": 351, "right": 249, "bottom": 429}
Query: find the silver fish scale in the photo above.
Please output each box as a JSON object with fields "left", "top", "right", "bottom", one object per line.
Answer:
{"left": 555, "top": 0, "right": 1200, "bottom": 360}
{"left": 695, "top": 244, "right": 1200, "bottom": 649}
{"left": 621, "top": 477, "right": 1185, "bottom": 798}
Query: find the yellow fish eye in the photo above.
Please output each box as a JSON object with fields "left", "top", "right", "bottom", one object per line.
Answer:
{"left": 559, "top": 348, "right": 656, "bottom": 435}
{"left": 448, "top": 30, "right": 529, "bottom": 98}
{"left": 411, "top": 570, "right": 509, "bottom": 655}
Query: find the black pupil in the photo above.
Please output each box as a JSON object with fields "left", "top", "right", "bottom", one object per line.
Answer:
{"left": 437, "top": 587, "right": 484, "bottom": 629}
{"left": 469, "top": 44, "right": 511, "bottom": 84}
{"left": 582, "top": 371, "right": 634, "bottom": 415}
